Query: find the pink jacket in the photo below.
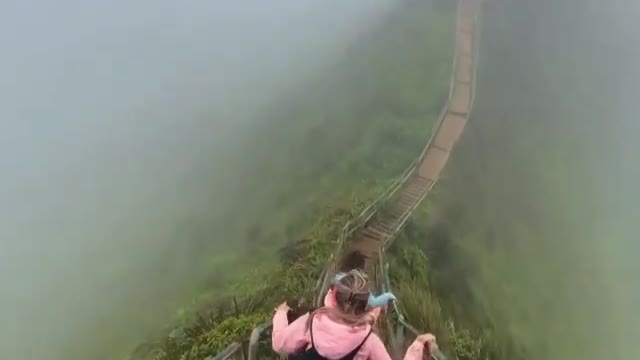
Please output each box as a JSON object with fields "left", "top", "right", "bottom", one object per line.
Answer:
{"left": 272, "top": 292, "right": 426, "bottom": 360}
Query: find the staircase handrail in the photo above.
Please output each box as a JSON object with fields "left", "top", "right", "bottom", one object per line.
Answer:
{"left": 206, "top": 342, "right": 244, "bottom": 360}
{"left": 378, "top": 249, "right": 446, "bottom": 360}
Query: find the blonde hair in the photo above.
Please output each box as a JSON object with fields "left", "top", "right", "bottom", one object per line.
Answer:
{"left": 309, "top": 269, "right": 374, "bottom": 328}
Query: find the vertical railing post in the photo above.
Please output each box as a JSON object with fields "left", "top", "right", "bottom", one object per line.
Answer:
{"left": 248, "top": 322, "right": 272, "bottom": 360}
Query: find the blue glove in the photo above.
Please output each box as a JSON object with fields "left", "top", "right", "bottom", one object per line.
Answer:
{"left": 368, "top": 292, "right": 396, "bottom": 308}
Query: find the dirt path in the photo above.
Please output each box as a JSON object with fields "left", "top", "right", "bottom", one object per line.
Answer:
{"left": 338, "top": 0, "right": 479, "bottom": 277}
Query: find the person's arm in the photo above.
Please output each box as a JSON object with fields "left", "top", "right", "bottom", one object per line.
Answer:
{"left": 366, "top": 333, "right": 393, "bottom": 360}
{"left": 271, "top": 303, "right": 310, "bottom": 354}
{"left": 403, "top": 334, "right": 437, "bottom": 360}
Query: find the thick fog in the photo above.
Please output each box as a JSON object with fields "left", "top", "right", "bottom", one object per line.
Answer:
{"left": 429, "top": 0, "right": 640, "bottom": 359}
{"left": 0, "top": 1, "right": 394, "bottom": 359}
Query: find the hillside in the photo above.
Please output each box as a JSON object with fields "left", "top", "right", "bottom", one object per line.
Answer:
{"left": 129, "top": 1, "right": 458, "bottom": 359}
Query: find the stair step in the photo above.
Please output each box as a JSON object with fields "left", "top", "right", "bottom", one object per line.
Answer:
{"left": 448, "top": 110, "right": 468, "bottom": 118}
{"left": 400, "top": 194, "right": 420, "bottom": 203}
{"left": 430, "top": 143, "right": 449, "bottom": 152}
{"left": 360, "top": 231, "right": 382, "bottom": 242}
{"left": 369, "top": 226, "right": 391, "bottom": 236}
{"left": 360, "top": 248, "right": 377, "bottom": 259}
{"left": 362, "top": 226, "right": 389, "bottom": 235}
{"left": 397, "top": 197, "right": 416, "bottom": 208}
{"left": 377, "top": 222, "right": 395, "bottom": 232}
{"left": 408, "top": 177, "right": 429, "bottom": 187}
{"left": 405, "top": 185, "right": 425, "bottom": 197}
{"left": 413, "top": 175, "right": 432, "bottom": 185}
{"left": 402, "top": 190, "right": 421, "bottom": 201}
{"left": 404, "top": 184, "right": 424, "bottom": 194}
{"left": 398, "top": 192, "right": 421, "bottom": 203}
{"left": 348, "top": 248, "right": 371, "bottom": 260}
{"left": 360, "top": 231, "right": 381, "bottom": 241}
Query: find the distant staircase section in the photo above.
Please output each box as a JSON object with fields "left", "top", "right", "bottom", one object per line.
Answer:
{"left": 327, "top": 0, "right": 479, "bottom": 283}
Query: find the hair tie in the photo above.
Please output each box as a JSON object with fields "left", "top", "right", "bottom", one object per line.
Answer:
{"left": 333, "top": 272, "right": 347, "bottom": 284}
{"left": 367, "top": 292, "right": 396, "bottom": 308}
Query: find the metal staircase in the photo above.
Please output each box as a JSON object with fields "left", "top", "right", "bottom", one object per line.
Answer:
{"left": 316, "top": 0, "right": 480, "bottom": 308}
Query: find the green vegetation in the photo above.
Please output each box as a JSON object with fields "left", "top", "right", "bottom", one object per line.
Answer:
{"left": 140, "top": 201, "right": 368, "bottom": 360}
{"left": 129, "top": 0, "right": 458, "bottom": 359}
{"left": 385, "top": 205, "right": 495, "bottom": 360}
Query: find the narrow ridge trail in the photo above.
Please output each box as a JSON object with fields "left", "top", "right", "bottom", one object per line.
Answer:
{"left": 210, "top": 1, "right": 481, "bottom": 359}
{"left": 338, "top": 0, "right": 479, "bottom": 277}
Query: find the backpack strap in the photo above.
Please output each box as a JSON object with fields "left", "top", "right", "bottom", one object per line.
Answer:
{"left": 309, "top": 314, "right": 316, "bottom": 349}
{"left": 338, "top": 328, "right": 373, "bottom": 360}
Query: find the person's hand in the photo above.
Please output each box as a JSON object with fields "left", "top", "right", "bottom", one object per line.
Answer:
{"left": 416, "top": 333, "right": 437, "bottom": 347}
{"left": 417, "top": 333, "right": 440, "bottom": 356}
{"left": 274, "top": 302, "right": 290, "bottom": 313}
